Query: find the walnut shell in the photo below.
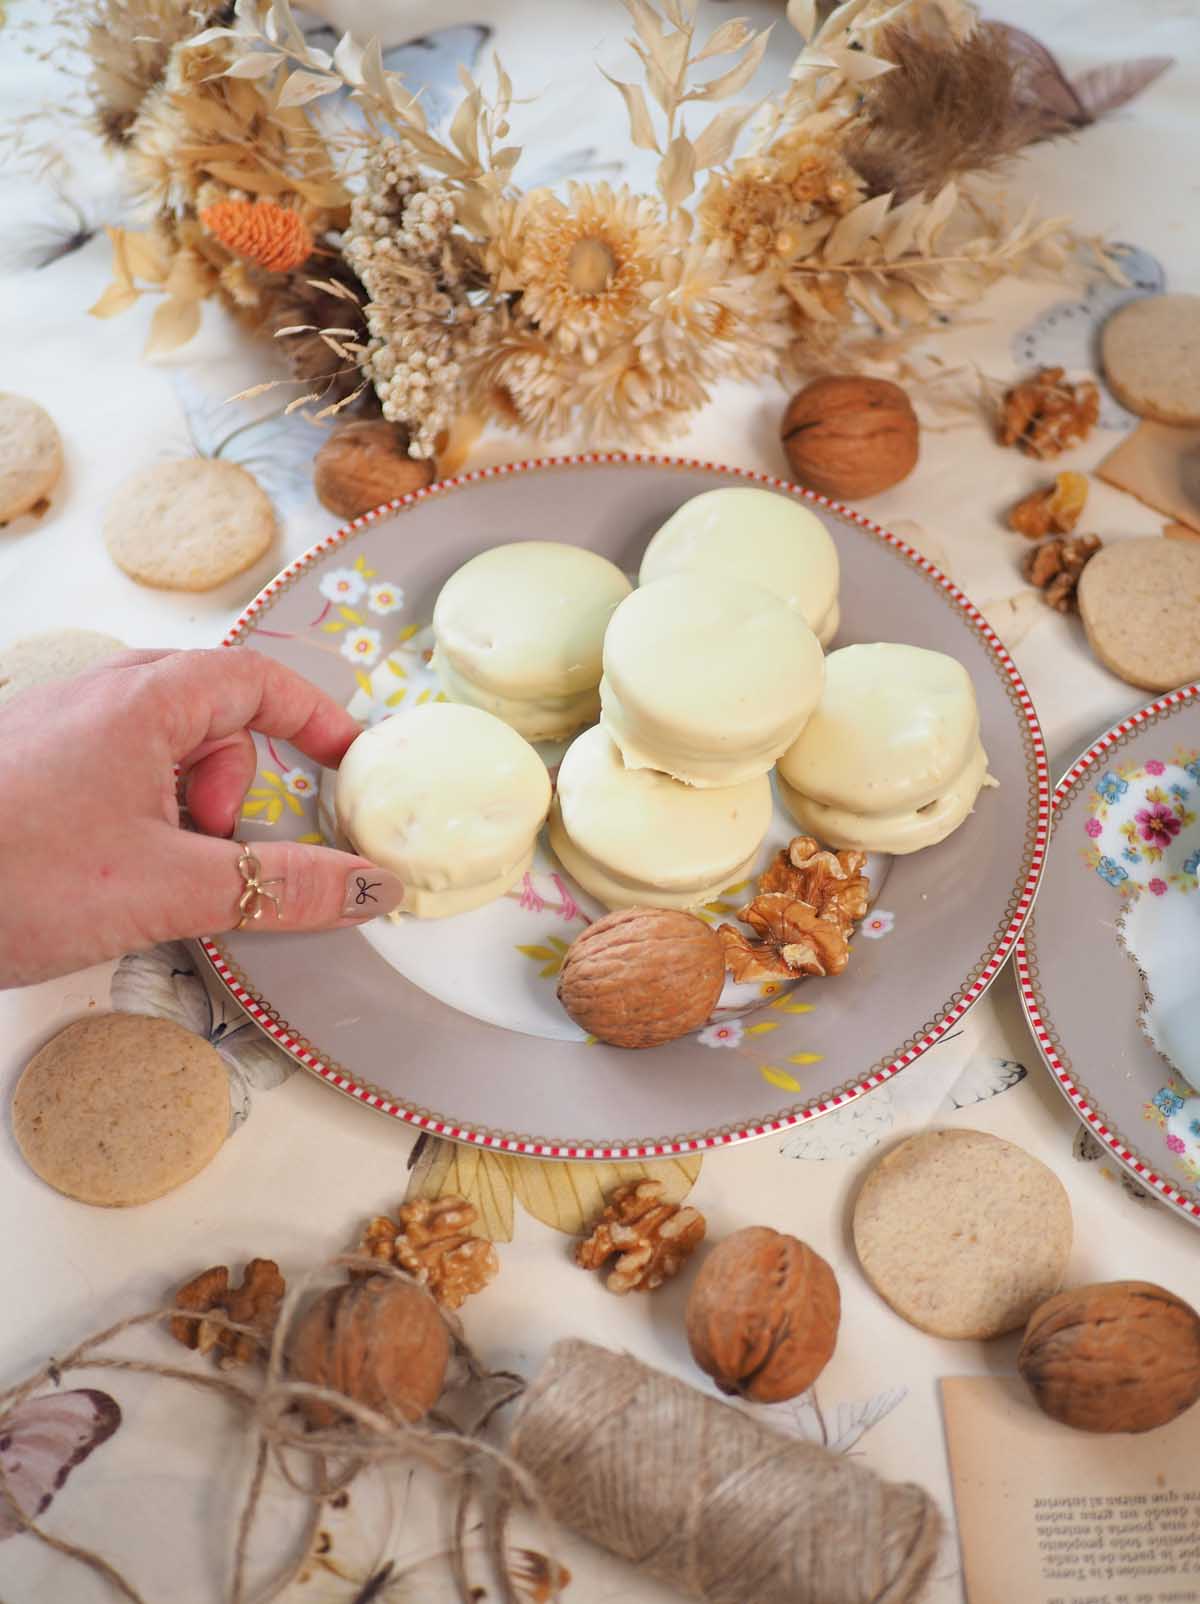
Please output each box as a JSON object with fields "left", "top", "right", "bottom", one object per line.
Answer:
{"left": 313, "top": 421, "right": 436, "bottom": 519}
{"left": 781, "top": 376, "right": 919, "bottom": 501}
{"left": 685, "top": 1226, "right": 840, "bottom": 1403}
{"left": 287, "top": 1275, "right": 449, "bottom": 1428}
{"left": 1018, "top": 1280, "right": 1200, "bottom": 1434}
{"left": 557, "top": 907, "right": 725, "bottom": 1050}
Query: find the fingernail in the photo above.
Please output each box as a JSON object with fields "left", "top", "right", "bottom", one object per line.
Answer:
{"left": 342, "top": 868, "right": 406, "bottom": 919}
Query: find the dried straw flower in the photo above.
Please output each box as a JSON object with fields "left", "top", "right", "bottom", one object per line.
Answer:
{"left": 485, "top": 184, "right": 667, "bottom": 360}
{"left": 201, "top": 200, "right": 314, "bottom": 274}
{"left": 698, "top": 145, "right": 863, "bottom": 273}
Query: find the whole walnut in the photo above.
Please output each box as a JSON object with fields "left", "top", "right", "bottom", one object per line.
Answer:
{"left": 557, "top": 907, "right": 725, "bottom": 1049}
{"left": 314, "top": 421, "right": 436, "bottom": 520}
{"left": 1018, "top": 1280, "right": 1200, "bottom": 1434}
{"left": 287, "top": 1275, "right": 449, "bottom": 1429}
{"left": 781, "top": 376, "right": 919, "bottom": 501}
{"left": 685, "top": 1226, "right": 840, "bottom": 1402}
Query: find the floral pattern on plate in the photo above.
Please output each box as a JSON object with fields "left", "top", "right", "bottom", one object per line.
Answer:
{"left": 1080, "top": 748, "right": 1200, "bottom": 895}
{"left": 1144, "top": 1080, "right": 1200, "bottom": 1185}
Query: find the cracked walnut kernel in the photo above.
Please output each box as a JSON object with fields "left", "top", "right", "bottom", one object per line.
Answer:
{"left": 1009, "top": 471, "right": 1089, "bottom": 538}
{"left": 170, "top": 1258, "right": 285, "bottom": 1369}
{"left": 576, "top": 1179, "right": 705, "bottom": 1293}
{"left": 719, "top": 836, "right": 869, "bottom": 982}
{"left": 356, "top": 1196, "right": 498, "bottom": 1311}
{"left": 1000, "top": 368, "right": 1099, "bottom": 459}
{"left": 1022, "top": 533, "right": 1102, "bottom": 612}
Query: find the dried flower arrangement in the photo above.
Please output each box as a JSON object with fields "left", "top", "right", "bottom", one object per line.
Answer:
{"left": 69, "top": 0, "right": 1166, "bottom": 454}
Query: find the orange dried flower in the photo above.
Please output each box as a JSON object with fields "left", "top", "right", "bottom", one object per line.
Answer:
{"left": 200, "top": 200, "right": 313, "bottom": 273}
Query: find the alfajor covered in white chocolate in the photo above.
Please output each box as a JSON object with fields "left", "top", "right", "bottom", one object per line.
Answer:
{"left": 599, "top": 571, "right": 824, "bottom": 788}
{"left": 548, "top": 724, "right": 773, "bottom": 911}
{"left": 639, "top": 487, "right": 840, "bottom": 645}
{"left": 432, "top": 541, "right": 631, "bottom": 742}
{"left": 776, "top": 643, "right": 993, "bottom": 854}
{"left": 335, "top": 702, "right": 551, "bottom": 918}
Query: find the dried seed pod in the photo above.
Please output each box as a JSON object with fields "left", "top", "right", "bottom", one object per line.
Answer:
{"left": 686, "top": 1226, "right": 840, "bottom": 1403}
{"left": 1018, "top": 1280, "right": 1200, "bottom": 1434}
{"left": 781, "top": 376, "right": 919, "bottom": 501}
{"left": 287, "top": 1275, "right": 449, "bottom": 1428}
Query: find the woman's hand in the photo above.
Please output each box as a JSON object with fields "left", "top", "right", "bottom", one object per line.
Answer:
{"left": 0, "top": 648, "right": 404, "bottom": 988}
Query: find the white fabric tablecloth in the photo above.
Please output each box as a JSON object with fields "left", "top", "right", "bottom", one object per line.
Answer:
{"left": 1, "top": 2, "right": 1198, "bottom": 1600}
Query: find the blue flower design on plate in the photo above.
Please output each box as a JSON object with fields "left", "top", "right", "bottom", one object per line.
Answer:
{"left": 1191, "top": 1117, "right": 1200, "bottom": 1139}
{"left": 1186, "top": 758, "right": 1200, "bottom": 785}
{"left": 1097, "top": 772, "right": 1128, "bottom": 804}
{"left": 1154, "top": 1088, "right": 1185, "bottom": 1118}
{"left": 1184, "top": 848, "right": 1200, "bottom": 876}
{"left": 1097, "top": 855, "right": 1129, "bottom": 887}
{"left": 1123, "top": 846, "right": 1140, "bottom": 863}
{"left": 1170, "top": 783, "right": 1191, "bottom": 802}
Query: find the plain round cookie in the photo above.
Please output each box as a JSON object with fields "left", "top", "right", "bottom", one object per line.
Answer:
{"left": 0, "top": 628, "right": 126, "bottom": 706}
{"left": 0, "top": 392, "right": 64, "bottom": 524}
{"left": 104, "top": 459, "right": 275, "bottom": 591}
{"left": 853, "top": 1129, "right": 1072, "bottom": 1339}
{"left": 12, "top": 1014, "right": 230, "bottom": 1207}
{"left": 1101, "top": 294, "right": 1200, "bottom": 426}
{"left": 1077, "top": 537, "right": 1200, "bottom": 692}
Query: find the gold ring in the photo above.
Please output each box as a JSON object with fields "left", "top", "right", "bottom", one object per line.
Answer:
{"left": 233, "top": 841, "right": 285, "bottom": 932}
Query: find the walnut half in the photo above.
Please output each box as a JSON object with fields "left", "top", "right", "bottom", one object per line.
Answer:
{"left": 1022, "top": 533, "right": 1102, "bottom": 612}
{"left": 355, "top": 1196, "right": 498, "bottom": 1311}
{"left": 576, "top": 1180, "right": 705, "bottom": 1293}
{"left": 999, "top": 367, "right": 1099, "bottom": 459}
{"left": 719, "top": 836, "right": 869, "bottom": 982}
{"left": 170, "top": 1258, "right": 285, "bottom": 1369}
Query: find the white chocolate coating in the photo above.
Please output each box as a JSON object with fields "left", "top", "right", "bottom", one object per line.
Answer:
{"left": 778, "top": 643, "right": 981, "bottom": 814}
{"left": 432, "top": 541, "right": 632, "bottom": 741}
{"left": 549, "top": 724, "right": 772, "bottom": 910}
{"left": 640, "top": 487, "right": 840, "bottom": 645}
{"left": 599, "top": 572, "right": 825, "bottom": 788}
{"left": 779, "top": 740, "right": 993, "bottom": 855}
{"left": 335, "top": 702, "right": 551, "bottom": 918}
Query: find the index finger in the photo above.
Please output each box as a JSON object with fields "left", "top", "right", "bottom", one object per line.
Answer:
{"left": 146, "top": 648, "right": 363, "bottom": 769}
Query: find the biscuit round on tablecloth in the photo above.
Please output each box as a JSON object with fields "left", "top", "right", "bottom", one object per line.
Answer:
{"left": 0, "top": 392, "right": 64, "bottom": 524}
{"left": 1100, "top": 294, "right": 1200, "bottom": 426}
{"left": 12, "top": 1014, "right": 230, "bottom": 1207}
{"left": 104, "top": 459, "right": 275, "bottom": 590}
{"left": 1077, "top": 537, "right": 1200, "bottom": 692}
{"left": 852, "top": 1129, "right": 1072, "bottom": 1339}
{"left": 0, "top": 628, "right": 127, "bottom": 705}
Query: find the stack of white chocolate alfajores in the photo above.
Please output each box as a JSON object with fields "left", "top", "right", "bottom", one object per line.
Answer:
{"left": 334, "top": 487, "right": 994, "bottom": 918}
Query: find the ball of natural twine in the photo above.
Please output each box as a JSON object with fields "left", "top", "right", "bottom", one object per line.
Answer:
{"left": 510, "top": 1339, "right": 940, "bottom": 1604}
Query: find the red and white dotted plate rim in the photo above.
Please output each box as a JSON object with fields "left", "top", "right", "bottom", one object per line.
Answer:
{"left": 1015, "top": 682, "right": 1200, "bottom": 1224}
{"left": 200, "top": 450, "right": 1050, "bottom": 1160}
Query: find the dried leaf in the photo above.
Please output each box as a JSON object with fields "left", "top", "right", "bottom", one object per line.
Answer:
{"left": 823, "top": 192, "right": 892, "bottom": 264}
{"left": 786, "top": 0, "right": 817, "bottom": 41}
{"left": 123, "top": 232, "right": 169, "bottom": 282}
{"left": 508, "top": 1154, "right": 702, "bottom": 1236}
{"left": 1071, "top": 58, "right": 1172, "bottom": 120}
{"left": 405, "top": 1138, "right": 515, "bottom": 1243}
{"left": 89, "top": 282, "right": 139, "bottom": 319}
{"left": 657, "top": 133, "right": 696, "bottom": 209}
{"left": 448, "top": 87, "right": 483, "bottom": 168}
{"left": 222, "top": 50, "right": 284, "bottom": 79}
{"left": 915, "top": 181, "right": 958, "bottom": 253}
{"left": 332, "top": 31, "right": 363, "bottom": 84}
{"left": 145, "top": 296, "right": 202, "bottom": 357}
{"left": 693, "top": 17, "right": 753, "bottom": 63}
{"left": 276, "top": 68, "right": 340, "bottom": 107}
{"left": 793, "top": 44, "right": 894, "bottom": 83}
{"left": 691, "top": 100, "right": 757, "bottom": 168}
{"left": 685, "top": 26, "right": 770, "bottom": 101}
{"left": 600, "top": 70, "right": 660, "bottom": 153}
{"left": 623, "top": 0, "right": 667, "bottom": 57}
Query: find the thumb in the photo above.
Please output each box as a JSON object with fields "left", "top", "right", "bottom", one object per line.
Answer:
{"left": 165, "top": 832, "right": 406, "bottom": 937}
